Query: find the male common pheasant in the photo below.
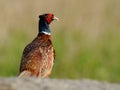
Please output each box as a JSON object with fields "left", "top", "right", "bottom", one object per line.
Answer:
{"left": 18, "top": 13, "right": 59, "bottom": 78}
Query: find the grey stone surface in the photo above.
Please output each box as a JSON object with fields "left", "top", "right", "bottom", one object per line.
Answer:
{"left": 0, "top": 78, "right": 120, "bottom": 90}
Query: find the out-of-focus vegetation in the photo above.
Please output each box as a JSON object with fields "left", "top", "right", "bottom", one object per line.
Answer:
{"left": 0, "top": 0, "right": 120, "bottom": 82}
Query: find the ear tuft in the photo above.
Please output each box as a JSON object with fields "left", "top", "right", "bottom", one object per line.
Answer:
{"left": 39, "top": 15, "right": 42, "bottom": 19}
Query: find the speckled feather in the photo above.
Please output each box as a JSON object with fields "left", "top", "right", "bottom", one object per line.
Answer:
{"left": 19, "top": 33, "right": 55, "bottom": 77}
{"left": 18, "top": 13, "right": 58, "bottom": 78}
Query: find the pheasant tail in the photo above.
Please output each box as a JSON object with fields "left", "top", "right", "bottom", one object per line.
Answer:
{"left": 18, "top": 71, "right": 33, "bottom": 78}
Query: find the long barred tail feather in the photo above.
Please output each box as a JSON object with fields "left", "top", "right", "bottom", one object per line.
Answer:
{"left": 18, "top": 71, "right": 32, "bottom": 78}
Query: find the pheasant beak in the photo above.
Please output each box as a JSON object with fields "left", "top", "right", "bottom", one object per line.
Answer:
{"left": 53, "top": 16, "right": 59, "bottom": 21}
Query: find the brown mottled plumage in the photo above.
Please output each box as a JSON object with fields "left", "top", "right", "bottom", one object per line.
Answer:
{"left": 18, "top": 13, "right": 58, "bottom": 78}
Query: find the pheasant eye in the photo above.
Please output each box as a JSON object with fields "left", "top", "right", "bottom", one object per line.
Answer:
{"left": 47, "top": 14, "right": 50, "bottom": 17}
{"left": 45, "top": 16, "right": 50, "bottom": 20}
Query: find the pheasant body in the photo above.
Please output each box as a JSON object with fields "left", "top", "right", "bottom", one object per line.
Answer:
{"left": 18, "top": 13, "right": 58, "bottom": 78}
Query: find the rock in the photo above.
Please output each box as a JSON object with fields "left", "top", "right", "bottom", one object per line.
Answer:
{"left": 0, "top": 78, "right": 120, "bottom": 90}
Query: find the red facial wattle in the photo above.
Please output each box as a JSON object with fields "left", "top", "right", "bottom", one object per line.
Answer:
{"left": 45, "top": 14, "right": 53, "bottom": 24}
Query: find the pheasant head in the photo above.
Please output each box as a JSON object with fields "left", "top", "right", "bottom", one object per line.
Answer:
{"left": 39, "top": 13, "right": 59, "bottom": 35}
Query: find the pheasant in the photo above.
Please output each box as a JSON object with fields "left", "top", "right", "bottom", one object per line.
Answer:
{"left": 18, "top": 13, "right": 59, "bottom": 78}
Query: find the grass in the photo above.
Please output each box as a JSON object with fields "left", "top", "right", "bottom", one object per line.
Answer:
{"left": 51, "top": 27, "right": 120, "bottom": 82}
{"left": 0, "top": 27, "right": 120, "bottom": 82}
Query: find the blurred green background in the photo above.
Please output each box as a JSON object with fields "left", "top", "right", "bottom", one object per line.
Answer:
{"left": 0, "top": 0, "right": 120, "bottom": 83}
